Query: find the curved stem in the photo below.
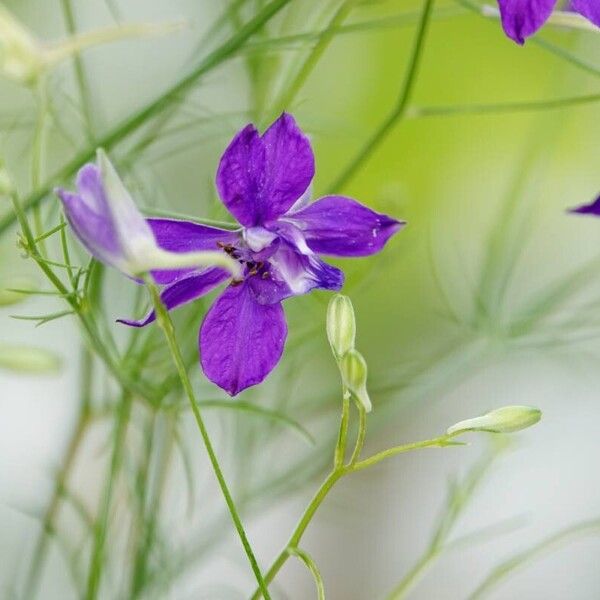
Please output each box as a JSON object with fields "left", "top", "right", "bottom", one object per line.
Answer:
{"left": 288, "top": 547, "right": 326, "bottom": 600}
{"left": 146, "top": 282, "right": 271, "bottom": 600}
{"left": 328, "top": 0, "right": 435, "bottom": 192}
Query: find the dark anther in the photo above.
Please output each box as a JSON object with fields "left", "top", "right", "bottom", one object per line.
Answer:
{"left": 262, "top": 271, "right": 270, "bottom": 279}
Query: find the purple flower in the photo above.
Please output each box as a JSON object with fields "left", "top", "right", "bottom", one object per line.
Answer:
{"left": 498, "top": 0, "right": 600, "bottom": 44}
{"left": 570, "top": 194, "right": 600, "bottom": 216}
{"left": 121, "top": 113, "right": 404, "bottom": 396}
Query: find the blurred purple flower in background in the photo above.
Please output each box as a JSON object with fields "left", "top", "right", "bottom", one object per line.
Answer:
{"left": 570, "top": 194, "right": 600, "bottom": 216}
{"left": 122, "top": 113, "right": 403, "bottom": 395}
{"left": 497, "top": 0, "right": 600, "bottom": 44}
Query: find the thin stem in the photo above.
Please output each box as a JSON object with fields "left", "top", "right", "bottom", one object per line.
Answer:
{"left": 328, "top": 0, "right": 435, "bottom": 192}
{"left": 287, "top": 547, "right": 326, "bottom": 600}
{"left": 267, "top": 0, "right": 356, "bottom": 122}
{"left": 85, "top": 390, "right": 134, "bottom": 599}
{"left": 60, "top": 0, "right": 95, "bottom": 141}
{"left": 22, "top": 349, "right": 92, "bottom": 599}
{"left": 252, "top": 431, "right": 462, "bottom": 599}
{"left": 334, "top": 392, "right": 350, "bottom": 468}
{"left": 351, "top": 433, "right": 461, "bottom": 473}
{"left": 146, "top": 282, "right": 271, "bottom": 599}
{"left": 349, "top": 404, "right": 366, "bottom": 466}
{"left": 0, "top": 0, "right": 293, "bottom": 236}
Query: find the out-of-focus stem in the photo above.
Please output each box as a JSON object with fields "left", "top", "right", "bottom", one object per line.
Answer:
{"left": 328, "top": 0, "right": 435, "bottom": 192}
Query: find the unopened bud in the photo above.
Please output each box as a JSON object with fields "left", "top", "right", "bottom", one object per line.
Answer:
{"left": 447, "top": 405, "right": 542, "bottom": 436}
{"left": 339, "top": 349, "right": 371, "bottom": 413}
{"left": 0, "top": 164, "right": 13, "bottom": 196}
{"left": 0, "top": 6, "right": 43, "bottom": 85}
{"left": 0, "top": 344, "right": 61, "bottom": 374}
{"left": 327, "top": 294, "right": 356, "bottom": 358}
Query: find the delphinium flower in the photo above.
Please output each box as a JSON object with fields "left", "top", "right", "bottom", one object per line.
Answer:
{"left": 570, "top": 194, "right": 600, "bottom": 216}
{"left": 497, "top": 0, "right": 600, "bottom": 44}
{"left": 118, "top": 113, "right": 404, "bottom": 396}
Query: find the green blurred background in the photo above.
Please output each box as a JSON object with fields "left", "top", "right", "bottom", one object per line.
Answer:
{"left": 1, "top": 0, "right": 600, "bottom": 598}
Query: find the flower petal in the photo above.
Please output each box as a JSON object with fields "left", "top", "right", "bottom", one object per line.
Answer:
{"left": 199, "top": 283, "right": 287, "bottom": 395}
{"left": 117, "top": 268, "right": 229, "bottom": 327}
{"left": 260, "top": 113, "right": 315, "bottom": 221}
{"left": 216, "top": 124, "right": 265, "bottom": 227}
{"left": 497, "top": 0, "right": 556, "bottom": 43}
{"left": 570, "top": 194, "right": 600, "bottom": 216}
{"left": 571, "top": 0, "right": 600, "bottom": 27}
{"left": 283, "top": 195, "right": 404, "bottom": 257}
{"left": 216, "top": 114, "right": 314, "bottom": 226}
{"left": 148, "top": 218, "right": 239, "bottom": 284}
{"left": 56, "top": 165, "right": 122, "bottom": 267}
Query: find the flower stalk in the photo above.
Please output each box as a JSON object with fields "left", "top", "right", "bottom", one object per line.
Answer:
{"left": 145, "top": 279, "right": 272, "bottom": 600}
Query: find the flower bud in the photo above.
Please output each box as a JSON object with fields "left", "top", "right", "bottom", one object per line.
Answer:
{"left": 0, "top": 344, "right": 61, "bottom": 374}
{"left": 0, "top": 6, "right": 43, "bottom": 85}
{"left": 327, "top": 294, "right": 356, "bottom": 358}
{"left": 0, "top": 162, "right": 13, "bottom": 196}
{"left": 339, "top": 349, "right": 371, "bottom": 412}
{"left": 447, "top": 405, "right": 542, "bottom": 436}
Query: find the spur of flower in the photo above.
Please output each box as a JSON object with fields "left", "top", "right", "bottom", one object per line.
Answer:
{"left": 58, "top": 114, "right": 403, "bottom": 396}
{"left": 497, "top": 0, "right": 599, "bottom": 44}
{"left": 570, "top": 194, "right": 600, "bottom": 216}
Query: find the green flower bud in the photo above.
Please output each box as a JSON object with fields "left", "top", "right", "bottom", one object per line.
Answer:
{"left": 0, "top": 344, "right": 61, "bottom": 374}
{"left": 339, "top": 349, "right": 371, "bottom": 413}
{"left": 0, "top": 6, "right": 43, "bottom": 85}
{"left": 447, "top": 405, "right": 542, "bottom": 436}
{"left": 0, "top": 276, "right": 36, "bottom": 306}
{"left": 327, "top": 294, "right": 356, "bottom": 358}
{"left": 0, "top": 162, "right": 14, "bottom": 196}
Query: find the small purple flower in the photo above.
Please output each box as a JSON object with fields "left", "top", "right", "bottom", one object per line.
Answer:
{"left": 121, "top": 113, "right": 404, "bottom": 396}
{"left": 570, "top": 194, "right": 600, "bottom": 216}
{"left": 498, "top": 0, "right": 600, "bottom": 44}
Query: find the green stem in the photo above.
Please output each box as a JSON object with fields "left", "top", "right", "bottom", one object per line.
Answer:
{"left": 85, "top": 390, "right": 134, "bottom": 599}
{"left": 267, "top": 0, "right": 356, "bottom": 122}
{"left": 0, "top": 0, "right": 293, "bottom": 237}
{"left": 327, "top": 0, "right": 435, "bottom": 192}
{"left": 287, "top": 547, "right": 326, "bottom": 600}
{"left": 60, "top": 0, "right": 95, "bottom": 141}
{"left": 252, "top": 432, "right": 460, "bottom": 598}
{"left": 334, "top": 391, "right": 350, "bottom": 468}
{"left": 146, "top": 282, "right": 271, "bottom": 600}
{"left": 349, "top": 404, "right": 366, "bottom": 466}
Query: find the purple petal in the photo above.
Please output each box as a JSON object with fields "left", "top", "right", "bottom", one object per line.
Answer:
{"left": 200, "top": 283, "right": 287, "bottom": 395}
{"left": 260, "top": 113, "right": 315, "bottom": 221}
{"left": 216, "top": 114, "right": 314, "bottom": 227}
{"left": 570, "top": 194, "right": 600, "bottom": 216}
{"left": 117, "top": 268, "right": 229, "bottom": 327}
{"left": 56, "top": 165, "right": 122, "bottom": 266}
{"left": 497, "top": 0, "right": 556, "bottom": 43}
{"left": 571, "top": 0, "right": 600, "bottom": 26}
{"left": 148, "top": 218, "right": 239, "bottom": 284}
{"left": 282, "top": 195, "right": 404, "bottom": 257}
{"left": 216, "top": 124, "right": 266, "bottom": 227}
{"left": 248, "top": 235, "right": 344, "bottom": 305}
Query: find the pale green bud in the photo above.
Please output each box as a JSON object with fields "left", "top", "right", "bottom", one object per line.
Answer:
{"left": 0, "top": 344, "right": 61, "bottom": 374}
{"left": 0, "top": 163, "right": 13, "bottom": 196}
{"left": 447, "top": 405, "right": 542, "bottom": 436}
{"left": 326, "top": 294, "right": 356, "bottom": 358}
{"left": 339, "top": 349, "right": 372, "bottom": 413}
{"left": 0, "top": 276, "right": 36, "bottom": 306}
{"left": 0, "top": 6, "right": 43, "bottom": 85}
